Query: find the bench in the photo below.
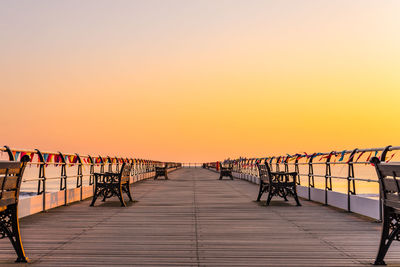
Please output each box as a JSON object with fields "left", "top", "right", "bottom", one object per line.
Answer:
{"left": 371, "top": 157, "right": 400, "bottom": 265}
{"left": 256, "top": 163, "right": 301, "bottom": 206}
{"left": 0, "top": 155, "right": 30, "bottom": 262}
{"left": 90, "top": 163, "right": 133, "bottom": 207}
{"left": 219, "top": 163, "right": 233, "bottom": 180}
{"left": 154, "top": 164, "right": 168, "bottom": 180}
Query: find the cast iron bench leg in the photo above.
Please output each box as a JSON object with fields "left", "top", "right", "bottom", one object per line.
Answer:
{"left": 90, "top": 185, "right": 100, "bottom": 206}
{"left": 0, "top": 205, "right": 29, "bottom": 263}
{"left": 256, "top": 184, "right": 264, "bottom": 202}
{"left": 293, "top": 189, "right": 302, "bottom": 206}
{"left": 374, "top": 207, "right": 398, "bottom": 265}
{"left": 266, "top": 188, "right": 274, "bottom": 206}
{"left": 117, "top": 186, "right": 127, "bottom": 207}
{"left": 123, "top": 184, "right": 133, "bottom": 202}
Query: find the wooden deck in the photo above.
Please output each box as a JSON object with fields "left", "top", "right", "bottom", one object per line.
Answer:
{"left": 1, "top": 168, "right": 400, "bottom": 266}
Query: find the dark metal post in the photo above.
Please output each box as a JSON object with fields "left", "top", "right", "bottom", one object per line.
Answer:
{"left": 324, "top": 152, "right": 334, "bottom": 206}
{"left": 294, "top": 156, "right": 301, "bottom": 185}
{"left": 276, "top": 157, "right": 280, "bottom": 172}
{"left": 347, "top": 149, "right": 358, "bottom": 212}
{"left": 58, "top": 152, "right": 67, "bottom": 206}
{"left": 284, "top": 156, "right": 289, "bottom": 172}
{"left": 99, "top": 156, "right": 105, "bottom": 173}
{"left": 269, "top": 157, "right": 274, "bottom": 172}
{"left": 4, "top": 145, "right": 15, "bottom": 161}
{"left": 308, "top": 154, "right": 315, "bottom": 201}
{"left": 76, "top": 154, "right": 83, "bottom": 201}
{"left": 107, "top": 156, "right": 112, "bottom": 172}
{"left": 378, "top": 145, "right": 392, "bottom": 221}
{"left": 88, "top": 155, "right": 94, "bottom": 185}
{"left": 116, "top": 157, "right": 120, "bottom": 172}
{"left": 35, "top": 149, "right": 47, "bottom": 211}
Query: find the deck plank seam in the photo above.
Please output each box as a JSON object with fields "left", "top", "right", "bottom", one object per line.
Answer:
{"left": 278, "top": 214, "right": 365, "bottom": 265}
{"left": 34, "top": 182, "right": 158, "bottom": 264}
{"left": 193, "top": 174, "right": 201, "bottom": 267}
{"left": 224, "top": 175, "right": 365, "bottom": 265}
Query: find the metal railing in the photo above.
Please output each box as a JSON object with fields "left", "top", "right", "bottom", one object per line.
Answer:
{"left": 0, "top": 145, "right": 181, "bottom": 211}
{"left": 181, "top": 163, "right": 203, "bottom": 168}
{"left": 208, "top": 145, "right": 400, "bottom": 221}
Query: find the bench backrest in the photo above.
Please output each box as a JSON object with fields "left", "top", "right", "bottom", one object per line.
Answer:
{"left": 371, "top": 157, "right": 400, "bottom": 210}
{"left": 119, "top": 163, "right": 131, "bottom": 184}
{"left": 256, "top": 163, "right": 272, "bottom": 183}
{"left": 0, "top": 155, "right": 30, "bottom": 208}
{"left": 220, "top": 162, "right": 232, "bottom": 170}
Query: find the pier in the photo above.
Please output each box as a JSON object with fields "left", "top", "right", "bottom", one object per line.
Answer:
{"left": 1, "top": 168, "right": 400, "bottom": 266}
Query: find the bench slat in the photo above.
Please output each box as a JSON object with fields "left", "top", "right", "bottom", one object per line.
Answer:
{"left": 2, "top": 175, "right": 19, "bottom": 190}
{"left": 0, "top": 167, "right": 21, "bottom": 175}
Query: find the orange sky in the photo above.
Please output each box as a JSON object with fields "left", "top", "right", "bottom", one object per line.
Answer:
{"left": 1, "top": 1, "right": 400, "bottom": 162}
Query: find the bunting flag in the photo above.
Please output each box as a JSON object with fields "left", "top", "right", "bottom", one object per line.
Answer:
{"left": 338, "top": 150, "right": 346, "bottom": 162}
{"left": 319, "top": 154, "right": 327, "bottom": 161}
{"left": 48, "top": 154, "right": 54, "bottom": 162}
{"left": 386, "top": 153, "right": 396, "bottom": 163}
{"left": 54, "top": 155, "right": 59, "bottom": 166}
{"left": 20, "top": 151, "right": 27, "bottom": 160}
{"left": 47, "top": 154, "right": 54, "bottom": 167}
{"left": 13, "top": 151, "right": 20, "bottom": 161}
{"left": 319, "top": 154, "right": 330, "bottom": 161}
{"left": 346, "top": 153, "right": 356, "bottom": 163}
{"left": 355, "top": 152, "right": 365, "bottom": 163}
{"left": 307, "top": 153, "right": 316, "bottom": 160}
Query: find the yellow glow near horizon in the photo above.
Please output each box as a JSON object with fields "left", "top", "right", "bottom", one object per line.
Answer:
{"left": 1, "top": 1, "right": 400, "bottom": 162}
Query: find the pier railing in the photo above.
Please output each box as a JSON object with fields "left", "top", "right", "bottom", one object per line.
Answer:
{"left": 0, "top": 145, "right": 181, "bottom": 216}
{"left": 181, "top": 163, "right": 203, "bottom": 168}
{"left": 206, "top": 145, "right": 400, "bottom": 221}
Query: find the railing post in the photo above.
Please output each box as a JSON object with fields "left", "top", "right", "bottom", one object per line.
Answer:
{"left": 324, "top": 152, "right": 334, "bottom": 206}
{"left": 268, "top": 157, "right": 274, "bottom": 172}
{"left": 347, "top": 149, "right": 358, "bottom": 212}
{"left": 107, "top": 156, "right": 112, "bottom": 172}
{"left": 58, "top": 152, "right": 67, "bottom": 206}
{"left": 378, "top": 145, "right": 392, "bottom": 221}
{"left": 99, "top": 156, "right": 105, "bottom": 173}
{"left": 308, "top": 154, "right": 315, "bottom": 201}
{"left": 35, "top": 149, "right": 47, "bottom": 212}
{"left": 294, "top": 155, "right": 301, "bottom": 185}
{"left": 276, "top": 157, "right": 280, "bottom": 172}
{"left": 116, "top": 157, "right": 120, "bottom": 172}
{"left": 76, "top": 154, "right": 83, "bottom": 201}
{"left": 88, "top": 155, "right": 94, "bottom": 186}
{"left": 284, "top": 156, "right": 289, "bottom": 172}
{"left": 4, "top": 145, "right": 15, "bottom": 161}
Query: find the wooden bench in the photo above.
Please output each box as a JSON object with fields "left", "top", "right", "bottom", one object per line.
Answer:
{"left": 371, "top": 157, "right": 400, "bottom": 265}
{"left": 90, "top": 163, "right": 133, "bottom": 207}
{"left": 256, "top": 163, "right": 301, "bottom": 206}
{"left": 219, "top": 163, "right": 233, "bottom": 180}
{"left": 154, "top": 164, "right": 168, "bottom": 180}
{"left": 0, "top": 155, "right": 30, "bottom": 262}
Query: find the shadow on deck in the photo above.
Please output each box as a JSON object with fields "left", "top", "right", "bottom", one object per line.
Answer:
{"left": 1, "top": 168, "right": 399, "bottom": 266}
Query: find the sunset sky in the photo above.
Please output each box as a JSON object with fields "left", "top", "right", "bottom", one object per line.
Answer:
{"left": 1, "top": 0, "right": 400, "bottom": 162}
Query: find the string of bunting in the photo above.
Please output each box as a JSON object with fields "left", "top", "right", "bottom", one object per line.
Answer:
{"left": 227, "top": 149, "right": 397, "bottom": 169}
{"left": 7, "top": 150, "right": 159, "bottom": 168}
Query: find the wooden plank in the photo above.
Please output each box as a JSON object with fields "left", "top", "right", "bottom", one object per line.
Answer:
{"left": 0, "top": 168, "right": 399, "bottom": 266}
